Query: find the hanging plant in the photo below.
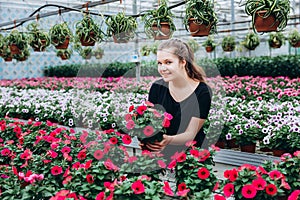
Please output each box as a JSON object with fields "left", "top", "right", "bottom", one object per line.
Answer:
{"left": 141, "top": 0, "right": 176, "bottom": 40}
{"left": 268, "top": 32, "right": 285, "bottom": 48}
{"left": 187, "top": 39, "right": 200, "bottom": 53}
{"left": 184, "top": 0, "right": 218, "bottom": 37}
{"left": 105, "top": 12, "right": 138, "bottom": 43}
{"left": 140, "top": 44, "right": 152, "bottom": 56}
{"left": 1, "top": 44, "right": 12, "bottom": 62}
{"left": 202, "top": 36, "right": 217, "bottom": 52}
{"left": 27, "top": 22, "right": 50, "bottom": 52}
{"left": 288, "top": 28, "right": 300, "bottom": 48}
{"left": 93, "top": 47, "right": 104, "bottom": 59}
{"left": 0, "top": 34, "right": 5, "bottom": 57}
{"left": 13, "top": 48, "right": 30, "bottom": 62}
{"left": 151, "top": 42, "right": 159, "bottom": 54}
{"left": 49, "top": 22, "right": 72, "bottom": 49}
{"left": 243, "top": 0, "right": 291, "bottom": 33}
{"left": 222, "top": 35, "right": 236, "bottom": 52}
{"left": 56, "top": 49, "right": 73, "bottom": 60}
{"left": 75, "top": 14, "right": 105, "bottom": 46}
{"left": 6, "top": 29, "right": 29, "bottom": 55}
{"left": 80, "top": 47, "right": 93, "bottom": 59}
{"left": 241, "top": 32, "right": 260, "bottom": 50}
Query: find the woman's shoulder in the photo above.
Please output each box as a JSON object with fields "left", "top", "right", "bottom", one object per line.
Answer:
{"left": 151, "top": 78, "right": 168, "bottom": 88}
{"left": 196, "top": 82, "right": 212, "bottom": 95}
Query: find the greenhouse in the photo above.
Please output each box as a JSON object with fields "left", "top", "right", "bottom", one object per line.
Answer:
{"left": 0, "top": 0, "right": 299, "bottom": 199}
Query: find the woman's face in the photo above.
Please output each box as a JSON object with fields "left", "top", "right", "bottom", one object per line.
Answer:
{"left": 157, "top": 49, "right": 186, "bottom": 82}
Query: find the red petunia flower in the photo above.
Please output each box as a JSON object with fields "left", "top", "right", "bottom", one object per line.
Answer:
{"left": 61, "top": 146, "right": 71, "bottom": 154}
{"left": 269, "top": 170, "right": 283, "bottom": 180}
{"left": 197, "top": 167, "right": 210, "bottom": 180}
{"left": 122, "top": 134, "right": 132, "bottom": 145}
{"left": 214, "top": 194, "right": 226, "bottom": 200}
{"left": 109, "top": 137, "right": 118, "bottom": 145}
{"left": 136, "top": 105, "right": 147, "bottom": 115}
{"left": 163, "top": 181, "right": 174, "bottom": 196}
{"left": 86, "top": 174, "right": 94, "bottom": 184}
{"left": 265, "top": 184, "right": 277, "bottom": 196}
{"left": 143, "top": 125, "right": 154, "bottom": 137}
{"left": 176, "top": 152, "right": 186, "bottom": 163}
{"left": 223, "top": 183, "right": 234, "bottom": 197}
{"left": 252, "top": 178, "right": 267, "bottom": 190}
{"left": 241, "top": 184, "right": 257, "bottom": 199}
{"left": 129, "top": 105, "right": 134, "bottom": 112}
{"left": 178, "top": 183, "right": 187, "bottom": 191}
{"left": 51, "top": 165, "right": 63, "bottom": 176}
{"left": 94, "top": 149, "right": 104, "bottom": 160}
{"left": 126, "top": 120, "right": 135, "bottom": 130}
{"left": 131, "top": 180, "right": 145, "bottom": 194}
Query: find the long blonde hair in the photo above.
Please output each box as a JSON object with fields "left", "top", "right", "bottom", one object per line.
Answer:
{"left": 157, "top": 38, "right": 207, "bottom": 82}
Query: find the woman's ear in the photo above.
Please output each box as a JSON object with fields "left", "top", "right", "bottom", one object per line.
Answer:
{"left": 180, "top": 59, "right": 187, "bottom": 69}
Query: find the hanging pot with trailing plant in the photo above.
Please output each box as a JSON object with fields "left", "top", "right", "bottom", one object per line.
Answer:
{"left": 93, "top": 47, "right": 104, "bottom": 59}
{"left": 13, "top": 48, "right": 30, "bottom": 62}
{"left": 142, "top": 0, "right": 176, "bottom": 40}
{"left": 184, "top": 0, "right": 218, "bottom": 37}
{"left": 222, "top": 35, "right": 236, "bottom": 52}
{"left": 27, "top": 22, "right": 51, "bottom": 52}
{"left": 202, "top": 36, "right": 217, "bottom": 52}
{"left": 75, "top": 14, "right": 104, "bottom": 46}
{"left": 6, "top": 29, "right": 29, "bottom": 55}
{"left": 106, "top": 12, "right": 138, "bottom": 43}
{"left": 56, "top": 49, "right": 72, "bottom": 60}
{"left": 241, "top": 32, "right": 260, "bottom": 50}
{"left": 288, "top": 28, "right": 300, "bottom": 48}
{"left": 269, "top": 32, "right": 285, "bottom": 48}
{"left": 80, "top": 47, "right": 93, "bottom": 60}
{"left": 49, "top": 22, "right": 72, "bottom": 49}
{"left": 243, "top": 0, "right": 291, "bottom": 33}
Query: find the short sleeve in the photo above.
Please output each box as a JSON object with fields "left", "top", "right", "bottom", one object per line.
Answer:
{"left": 198, "top": 88, "right": 212, "bottom": 119}
{"left": 148, "top": 82, "right": 159, "bottom": 104}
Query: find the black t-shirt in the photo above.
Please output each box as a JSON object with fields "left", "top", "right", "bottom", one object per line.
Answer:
{"left": 148, "top": 78, "right": 212, "bottom": 147}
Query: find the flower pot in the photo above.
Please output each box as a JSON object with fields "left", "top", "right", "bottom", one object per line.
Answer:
{"left": 277, "top": 196, "right": 288, "bottom": 200}
{"left": 188, "top": 18, "right": 211, "bottom": 37}
{"left": 291, "top": 41, "right": 300, "bottom": 48}
{"left": 151, "top": 22, "right": 171, "bottom": 40}
{"left": 254, "top": 11, "right": 280, "bottom": 32}
{"left": 80, "top": 32, "right": 96, "bottom": 46}
{"left": 4, "top": 57, "right": 13, "bottom": 62}
{"left": 60, "top": 54, "right": 69, "bottom": 60}
{"left": 138, "top": 132, "right": 164, "bottom": 151}
{"left": 223, "top": 46, "right": 235, "bottom": 52}
{"left": 9, "top": 44, "right": 21, "bottom": 55}
{"left": 227, "top": 139, "right": 239, "bottom": 148}
{"left": 272, "top": 149, "right": 286, "bottom": 157}
{"left": 54, "top": 37, "right": 70, "bottom": 49}
{"left": 270, "top": 42, "right": 282, "bottom": 48}
{"left": 215, "top": 140, "right": 226, "bottom": 149}
{"left": 260, "top": 147, "right": 272, "bottom": 152}
{"left": 240, "top": 143, "right": 256, "bottom": 153}
{"left": 95, "top": 53, "right": 103, "bottom": 59}
{"left": 205, "top": 46, "right": 214, "bottom": 52}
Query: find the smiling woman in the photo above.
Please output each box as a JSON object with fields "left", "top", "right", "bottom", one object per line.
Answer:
{"left": 144, "top": 38, "right": 212, "bottom": 161}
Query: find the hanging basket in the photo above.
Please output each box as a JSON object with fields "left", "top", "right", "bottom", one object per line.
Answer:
{"left": 54, "top": 36, "right": 70, "bottom": 50}
{"left": 188, "top": 18, "right": 211, "bottom": 37}
{"left": 254, "top": 11, "right": 280, "bottom": 32}
{"left": 291, "top": 41, "right": 300, "bottom": 48}
{"left": 205, "top": 46, "right": 214, "bottom": 53}
{"left": 80, "top": 32, "right": 96, "bottom": 46}
{"left": 60, "top": 54, "right": 69, "bottom": 60}
{"left": 4, "top": 57, "right": 13, "bottom": 62}
{"left": 151, "top": 22, "right": 171, "bottom": 40}
{"left": 9, "top": 44, "right": 21, "bottom": 55}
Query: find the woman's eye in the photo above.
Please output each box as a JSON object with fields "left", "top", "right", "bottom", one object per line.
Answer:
{"left": 166, "top": 61, "right": 172, "bottom": 64}
{"left": 157, "top": 62, "right": 162, "bottom": 65}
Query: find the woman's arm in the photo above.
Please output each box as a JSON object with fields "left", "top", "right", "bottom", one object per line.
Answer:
{"left": 145, "top": 117, "right": 206, "bottom": 151}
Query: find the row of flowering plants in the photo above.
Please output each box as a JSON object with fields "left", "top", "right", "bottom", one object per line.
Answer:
{"left": 0, "top": 117, "right": 218, "bottom": 199}
{"left": 1, "top": 117, "right": 299, "bottom": 199}
{"left": 1, "top": 84, "right": 299, "bottom": 154}
{"left": 214, "top": 152, "right": 300, "bottom": 200}
{"left": 0, "top": 76, "right": 299, "bottom": 101}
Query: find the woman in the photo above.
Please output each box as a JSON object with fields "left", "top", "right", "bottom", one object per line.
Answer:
{"left": 143, "top": 38, "right": 212, "bottom": 158}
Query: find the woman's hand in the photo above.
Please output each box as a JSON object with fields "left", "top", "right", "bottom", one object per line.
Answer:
{"left": 144, "top": 134, "right": 173, "bottom": 152}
